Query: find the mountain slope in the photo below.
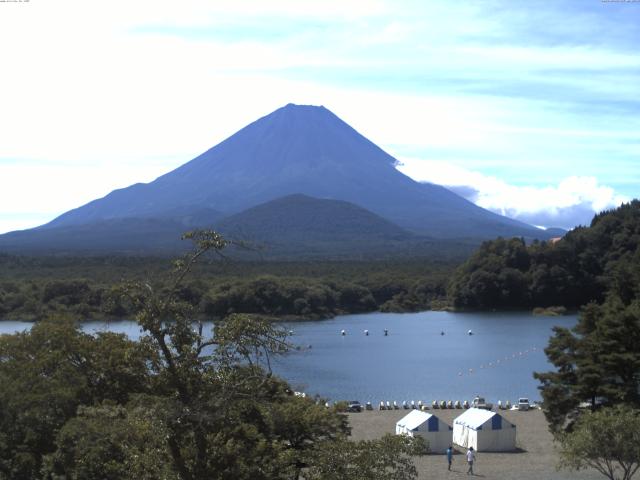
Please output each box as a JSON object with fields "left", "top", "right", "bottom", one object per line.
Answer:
{"left": 216, "top": 194, "right": 412, "bottom": 243}
{"left": 0, "top": 195, "right": 477, "bottom": 259}
{"left": 41, "top": 103, "right": 547, "bottom": 240}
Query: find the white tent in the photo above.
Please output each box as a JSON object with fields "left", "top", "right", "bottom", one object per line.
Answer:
{"left": 452, "top": 408, "right": 516, "bottom": 452}
{"left": 395, "top": 410, "right": 452, "bottom": 453}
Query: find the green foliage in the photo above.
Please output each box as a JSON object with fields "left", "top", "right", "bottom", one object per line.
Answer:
{"left": 535, "top": 297, "right": 640, "bottom": 432}
{"left": 0, "top": 256, "right": 455, "bottom": 321}
{"left": 558, "top": 406, "right": 640, "bottom": 480}
{"left": 305, "top": 434, "right": 425, "bottom": 480}
{"left": 43, "top": 402, "right": 176, "bottom": 480}
{"left": 0, "top": 315, "right": 151, "bottom": 479}
{"left": 449, "top": 200, "right": 640, "bottom": 310}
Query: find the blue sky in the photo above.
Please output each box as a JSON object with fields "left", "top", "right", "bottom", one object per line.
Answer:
{"left": 0, "top": 0, "right": 638, "bottom": 233}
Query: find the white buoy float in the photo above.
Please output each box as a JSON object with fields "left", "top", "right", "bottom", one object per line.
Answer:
{"left": 364, "top": 329, "right": 369, "bottom": 336}
{"left": 468, "top": 329, "right": 473, "bottom": 335}
{"left": 341, "top": 329, "right": 346, "bottom": 336}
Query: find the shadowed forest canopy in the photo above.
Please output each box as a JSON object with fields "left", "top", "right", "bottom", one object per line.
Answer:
{"left": 0, "top": 258, "right": 453, "bottom": 321}
{"left": 448, "top": 201, "right": 640, "bottom": 310}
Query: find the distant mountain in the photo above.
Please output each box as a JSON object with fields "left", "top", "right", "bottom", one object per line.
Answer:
{"left": 0, "top": 218, "right": 189, "bottom": 255}
{"left": 214, "top": 194, "right": 423, "bottom": 258}
{"left": 0, "top": 195, "right": 476, "bottom": 259}
{"left": 40, "top": 104, "right": 547, "bottom": 239}
{"left": 0, "top": 207, "right": 224, "bottom": 255}
{"left": 217, "top": 194, "right": 412, "bottom": 243}
{"left": 544, "top": 227, "right": 568, "bottom": 237}
{"left": 0, "top": 103, "right": 552, "bottom": 255}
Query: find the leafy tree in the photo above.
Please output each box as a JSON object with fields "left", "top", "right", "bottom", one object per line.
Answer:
{"left": 42, "top": 402, "right": 177, "bottom": 480}
{"left": 535, "top": 297, "right": 640, "bottom": 432}
{"left": 305, "top": 434, "right": 425, "bottom": 480}
{"left": 558, "top": 406, "right": 640, "bottom": 480}
{"left": 0, "top": 316, "right": 150, "bottom": 480}
{"left": 111, "top": 231, "right": 351, "bottom": 480}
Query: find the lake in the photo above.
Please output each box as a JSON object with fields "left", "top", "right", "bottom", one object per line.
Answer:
{"left": 0, "top": 310, "right": 575, "bottom": 404}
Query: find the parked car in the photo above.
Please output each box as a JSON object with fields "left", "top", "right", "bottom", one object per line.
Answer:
{"left": 472, "top": 396, "right": 493, "bottom": 410}
{"left": 518, "top": 398, "right": 530, "bottom": 411}
{"left": 347, "top": 401, "right": 362, "bottom": 412}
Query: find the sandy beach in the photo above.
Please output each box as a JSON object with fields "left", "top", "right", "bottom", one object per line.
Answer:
{"left": 348, "top": 408, "right": 603, "bottom": 480}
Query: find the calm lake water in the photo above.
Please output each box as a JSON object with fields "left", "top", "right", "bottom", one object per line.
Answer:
{"left": 0, "top": 311, "right": 575, "bottom": 404}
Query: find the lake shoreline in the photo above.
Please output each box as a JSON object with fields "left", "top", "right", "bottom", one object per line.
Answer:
{"left": 1, "top": 311, "right": 578, "bottom": 404}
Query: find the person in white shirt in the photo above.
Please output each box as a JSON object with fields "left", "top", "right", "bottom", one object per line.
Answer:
{"left": 466, "top": 446, "right": 476, "bottom": 475}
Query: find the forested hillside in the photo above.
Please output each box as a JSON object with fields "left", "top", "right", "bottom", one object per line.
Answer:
{"left": 448, "top": 200, "right": 640, "bottom": 310}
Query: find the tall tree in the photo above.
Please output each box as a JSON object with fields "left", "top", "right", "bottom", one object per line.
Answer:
{"left": 106, "top": 231, "right": 350, "bottom": 480}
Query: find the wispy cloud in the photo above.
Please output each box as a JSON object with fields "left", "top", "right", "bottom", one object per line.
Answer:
{"left": 397, "top": 158, "right": 629, "bottom": 229}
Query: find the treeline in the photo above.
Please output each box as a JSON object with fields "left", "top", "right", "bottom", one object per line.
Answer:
{"left": 448, "top": 200, "right": 640, "bottom": 310}
{"left": 0, "top": 258, "right": 453, "bottom": 321}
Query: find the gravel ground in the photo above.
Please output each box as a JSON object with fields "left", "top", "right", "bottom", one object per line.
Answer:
{"left": 348, "top": 408, "right": 603, "bottom": 480}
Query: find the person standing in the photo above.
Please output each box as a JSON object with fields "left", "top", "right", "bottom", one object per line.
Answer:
{"left": 446, "top": 445, "right": 453, "bottom": 471}
{"left": 466, "top": 446, "right": 476, "bottom": 475}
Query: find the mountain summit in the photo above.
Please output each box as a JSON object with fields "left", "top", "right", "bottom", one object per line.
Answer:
{"left": 1, "top": 104, "right": 549, "bottom": 255}
{"left": 44, "top": 103, "right": 541, "bottom": 239}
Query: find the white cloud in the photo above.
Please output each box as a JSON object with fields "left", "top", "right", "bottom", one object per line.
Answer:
{"left": 397, "top": 158, "right": 629, "bottom": 229}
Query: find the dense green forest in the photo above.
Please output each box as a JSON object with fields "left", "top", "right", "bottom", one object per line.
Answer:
{"left": 0, "top": 255, "right": 454, "bottom": 321}
{"left": 448, "top": 200, "right": 640, "bottom": 310}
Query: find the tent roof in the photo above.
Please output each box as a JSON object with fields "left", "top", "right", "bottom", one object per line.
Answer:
{"left": 397, "top": 410, "right": 433, "bottom": 430}
{"left": 454, "top": 408, "right": 499, "bottom": 430}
